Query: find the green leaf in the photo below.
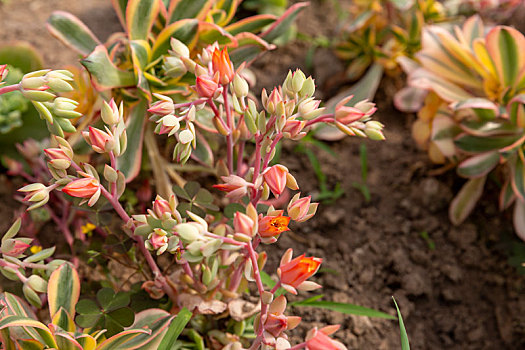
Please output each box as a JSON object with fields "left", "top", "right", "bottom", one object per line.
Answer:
{"left": 457, "top": 151, "right": 500, "bottom": 178}
{"left": 47, "top": 263, "right": 80, "bottom": 319}
{"left": 225, "top": 15, "right": 276, "bottom": 36}
{"left": 126, "top": 0, "right": 160, "bottom": 40}
{"left": 184, "top": 181, "right": 201, "bottom": 198}
{"left": 119, "top": 310, "right": 173, "bottom": 349}
{"left": 449, "top": 176, "right": 486, "bottom": 225}
{"left": 118, "top": 99, "right": 148, "bottom": 181}
{"left": 76, "top": 299, "right": 100, "bottom": 315}
{"left": 455, "top": 134, "right": 523, "bottom": 153}
{"left": 393, "top": 297, "right": 410, "bottom": 350}
{"left": 94, "top": 329, "right": 150, "bottom": 350}
{"left": 23, "top": 247, "right": 56, "bottom": 263}
{"left": 111, "top": 0, "right": 129, "bottom": 28}
{"left": 292, "top": 299, "right": 396, "bottom": 319}
{"left": 157, "top": 308, "right": 192, "bottom": 350}
{"left": 76, "top": 313, "right": 102, "bottom": 329}
{"left": 224, "top": 203, "right": 245, "bottom": 218}
{"left": 107, "top": 307, "right": 135, "bottom": 328}
{"left": 47, "top": 11, "right": 101, "bottom": 55}
{"left": 0, "top": 316, "right": 57, "bottom": 348}
{"left": 81, "top": 45, "right": 136, "bottom": 90}
{"left": 460, "top": 120, "right": 520, "bottom": 137}
{"left": 168, "top": 0, "right": 211, "bottom": 23}
{"left": 260, "top": 2, "right": 308, "bottom": 43}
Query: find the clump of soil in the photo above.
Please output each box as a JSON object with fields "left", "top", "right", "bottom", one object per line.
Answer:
{"left": 1, "top": 0, "right": 525, "bottom": 349}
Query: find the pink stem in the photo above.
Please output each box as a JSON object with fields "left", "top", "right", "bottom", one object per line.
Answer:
{"left": 304, "top": 113, "right": 334, "bottom": 127}
{"left": 223, "top": 86, "right": 234, "bottom": 174}
{"left": 109, "top": 152, "right": 117, "bottom": 197}
{"left": 99, "top": 185, "right": 177, "bottom": 303}
{"left": 246, "top": 243, "right": 267, "bottom": 337}
{"left": 0, "top": 83, "right": 20, "bottom": 95}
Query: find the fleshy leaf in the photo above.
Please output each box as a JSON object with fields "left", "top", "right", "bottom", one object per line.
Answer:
{"left": 47, "top": 11, "right": 101, "bottom": 56}
{"left": 47, "top": 263, "right": 80, "bottom": 319}
{"left": 81, "top": 45, "right": 136, "bottom": 90}
{"left": 157, "top": 308, "right": 192, "bottom": 350}
{"left": 126, "top": 0, "right": 160, "bottom": 40}
{"left": 449, "top": 176, "right": 486, "bottom": 225}
{"left": 118, "top": 99, "right": 148, "bottom": 181}
{"left": 457, "top": 151, "right": 500, "bottom": 178}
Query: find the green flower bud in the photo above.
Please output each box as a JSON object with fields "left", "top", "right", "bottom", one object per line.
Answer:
{"left": 232, "top": 74, "right": 249, "bottom": 97}
{"left": 27, "top": 275, "right": 47, "bottom": 293}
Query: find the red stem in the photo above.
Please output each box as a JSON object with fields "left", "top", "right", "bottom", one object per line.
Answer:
{"left": 0, "top": 83, "right": 20, "bottom": 95}
{"left": 223, "top": 86, "right": 234, "bottom": 174}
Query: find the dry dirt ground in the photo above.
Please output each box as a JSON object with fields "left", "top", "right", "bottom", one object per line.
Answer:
{"left": 1, "top": 0, "right": 525, "bottom": 349}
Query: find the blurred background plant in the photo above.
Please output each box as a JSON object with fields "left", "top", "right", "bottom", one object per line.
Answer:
{"left": 395, "top": 15, "right": 525, "bottom": 240}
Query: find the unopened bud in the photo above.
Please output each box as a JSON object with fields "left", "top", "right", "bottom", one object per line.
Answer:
{"left": 101, "top": 99, "right": 120, "bottom": 125}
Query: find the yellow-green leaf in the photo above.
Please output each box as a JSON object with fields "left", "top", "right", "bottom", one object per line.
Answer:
{"left": 126, "top": 0, "right": 160, "bottom": 40}
{"left": 47, "top": 263, "right": 80, "bottom": 320}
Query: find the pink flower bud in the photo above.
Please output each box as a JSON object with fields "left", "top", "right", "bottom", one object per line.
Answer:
{"left": 233, "top": 212, "right": 255, "bottom": 237}
{"left": 287, "top": 194, "right": 318, "bottom": 222}
{"left": 83, "top": 126, "right": 113, "bottom": 153}
{"left": 153, "top": 195, "right": 172, "bottom": 218}
{"left": 62, "top": 177, "right": 100, "bottom": 198}
{"left": 305, "top": 326, "right": 346, "bottom": 350}
{"left": 213, "top": 175, "right": 250, "bottom": 201}
{"left": 335, "top": 95, "right": 376, "bottom": 125}
{"left": 263, "top": 165, "right": 288, "bottom": 197}
{"left": 101, "top": 98, "right": 120, "bottom": 125}
{"left": 44, "top": 148, "right": 71, "bottom": 169}
{"left": 282, "top": 119, "right": 306, "bottom": 139}
{"left": 195, "top": 75, "right": 219, "bottom": 98}
{"left": 3, "top": 240, "right": 31, "bottom": 257}
{"left": 148, "top": 99, "right": 174, "bottom": 116}
{"left": 148, "top": 230, "right": 168, "bottom": 250}
{"left": 265, "top": 87, "right": 282, "bottom": 114}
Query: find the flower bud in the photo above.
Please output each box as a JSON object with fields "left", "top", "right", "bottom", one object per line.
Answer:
{"left": 18, "top": 183, "right": 51, "bottom": 210}
{"left": 287, "top": 193, "right": 318, "bottom": 222}
{"left": 153, "top": 195, "right": 172, "bottom": 218}
{"left": 62, "top": 177, "right": 100, "bottom": 199}
{"left": 2, "top": 239, "right": 31, "bottom": 257}
{"left": 101, "top": 99, "right": 120, "bottom": 125}
{"left": 299, "top": 77, "right": 315, "bottom": 97}
{"left": 83, "top": 126, "right": 114, "bottom": 153}
{"left": 44, "top": 148, "right": 71, "bottom": 170}
{"left": 233, "top": 212, "right": 255, "bottom": 237}
{"left": 164, "top": 56, "right": 187, "bottom": 78}
{"left": 263, "top": 165, "right": 288, "bottom": 197}
{"left": 148, "top": 96, "right": 174, "bottom": 117}
{"left": 232, "top": 74, "right": 249, "bottom": 97}
{"left": 364, "top": 120, "right": 385, "bottom": 140}
{"left": 170, "top": 38, "right": 190, "bottom": 58}
{"left": 212, "top": 48, "right": 235, "bottom": 84}
{"left": 52, "top": 97, "right": 82, "bottom": 119}
{"left": 291, "top": 69, "right": 306, "bottom": 93}
{"left": 0, "top": 65, "right": 7, "bottom": 82}
{"left": 195, "top": 75, "right": 219, "bottom": 98}
{"left": 47, "top": 77, "right": 73, "bottom": 93}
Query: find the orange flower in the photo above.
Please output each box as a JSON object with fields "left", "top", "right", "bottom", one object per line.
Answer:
{"left": 258, "top": 215, "right": 290, "bottom": 238}
{"left": 278, "top": 249, "right": 322, "bottom": 294}
{"left": 62, "top": 177, "right": 100, "bottom": 198}
{"left": 212, "top": 48, "right": 234, "bottom": 84}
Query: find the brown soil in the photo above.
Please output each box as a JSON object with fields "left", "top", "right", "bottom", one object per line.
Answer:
{"left": 1, "top": 0, "right": 525, "bottom": 349}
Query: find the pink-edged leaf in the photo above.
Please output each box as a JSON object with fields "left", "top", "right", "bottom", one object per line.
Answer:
{"left": 500, "top": 178, "right": 516, "bottom": 210}
{"left": 47, "top": 263, "right": 80, "bottom": 320}
{"left": 485, "top": 26, "right": 525, "bottom": 88}
{"left": 462, "top": 15, "right": 484, "bottom": 46}
{"left": 198, "top": 21, "right": 238, "bottom": 47}
{"left": 457, "top": 151, "right": 500, "bottom": 178}
{"left": 449, "top": 176, "right": 486, "bottom": 225}
{"left": 0, "top": 293, "right": 41, "bottom": 342}
{"left": 126, "top": 0, "right": 160, "bottom": 40}
{"left": 459, "top": 120, "right": 520, "bottom": 137}
{"left": 53, "top": 326, "right": 83, "bottom": 350}
{"left": 151, "top": 19, "right": 199, "bottom": 60}
{"left": 511, "top": 155, "right": 525, "bottom": 201}
{"left": 94, "top": 329, "right": 151, "bottom": 350}
{"left": 118, "top": 99, "right": 148, "bottom": 181}
{"left": 225, "top": 14, "right": 277, "bottom": 36}
{"left": 119, "top": 309, "right": 173, "bottom": 349}
{"left": 431, "top": 112, "right": 460, "bottom": 158}
{"left": 514, "top": 199, "right": 525, "bottom": 241}
{"left": 111, "top": 0, "right": 128, "bottom": 28}
{"left": 394, "top": 86, "right": 427, "bottom": 113}
{"left": 453, "top": 98, "right": 498, "bottom": 112}
{"left": 81, "top": 45, "right": 136, "bottom": 90}
{"left": 260, "top": 2, "right": 308, "bottom": 43}
{"left": 508, "top": 94, "right": 525, "bottom": 127}
{"left": 76, "top": 334, "right": 97, "bottom": 350}
{"left": 455, "top": 133, "right": 523, "bottom": 153}
{"left": 228, "top": 32, "right": 275, "bottom": 65}
{"left": 408, "top": 68, "right": 474, "bottom": 102}
{"left": 0, "top": 316, "right": 57, "bottom": 348}
{"left": 47, "top": 11, "right": 101, "bottom": 56}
